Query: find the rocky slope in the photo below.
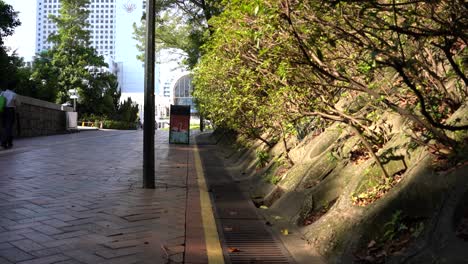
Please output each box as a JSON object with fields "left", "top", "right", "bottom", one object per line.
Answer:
{"left": 214, "top": 102, "right": 468, "bottom": 263}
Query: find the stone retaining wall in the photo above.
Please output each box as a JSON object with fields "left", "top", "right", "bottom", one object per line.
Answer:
{"left": 1, "top": 95, "right": 73, "bottom": 137}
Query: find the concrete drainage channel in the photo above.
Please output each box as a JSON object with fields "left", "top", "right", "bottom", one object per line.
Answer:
{"left": 209, "top": 184, "right": 294, "bottom": 264}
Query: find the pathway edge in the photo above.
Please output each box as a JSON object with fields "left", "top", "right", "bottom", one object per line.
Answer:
{"left": 193, "top": 141, "right": 225, "bottom": 264}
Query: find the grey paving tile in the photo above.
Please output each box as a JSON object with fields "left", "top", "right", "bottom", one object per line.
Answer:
{"left": 0, "top": 257, "right": 13, "bottom": 264}
{"left": 53, "top": 230, "right": 89, "bottom": 240}
{"left": 63, "top": 250, "right": 106, "bottom": 264}
{"left": 95, "top": 246, "right": 141, "bottom": 259}
{"left": 0, "top": 131, "right": 194, "bottom": 264}
{"left": 0, "top": 244, "right": 13, "bottom": 250}
{"left": 15, "top": 217, "right": 52, "bottom": 225}
{"left": 32, "top": 225, "right": 64, "bottom": 236}
{"left": 4, "top": 222, "right": 42, "bottom": 231}
{"left": 51, "top": 214, "right": 77, "bottom": 222}
{"left": 12, "top": 208, "right": 39, "bottom": 218}
{"left": 16, "top": 254, "right": 70, "bottom": 264}
{"left": 0, "top": 233, "right": 25, "bottom": 243}
{"left": 30, "top": 244, "right": 76, "bottom": 258}
{"left": 11, "top": 239, "right": 45, "bottom": 252}
{"left": 52, "top": 261, "right": 82, "bottom": 264}
{"left": 22, "top": 232, "right": 55, "bottom": 243}
{"left": 41, "top": 219, "right": 71, "bottom": 228}
{"left": 0, "top": 247, "right": 34, "bottom": 262}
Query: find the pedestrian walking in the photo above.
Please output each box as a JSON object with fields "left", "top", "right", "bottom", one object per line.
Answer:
{"left": 0, "top": 86, "right": 18, "bottom": 149}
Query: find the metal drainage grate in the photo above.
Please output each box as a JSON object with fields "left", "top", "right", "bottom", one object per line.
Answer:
{"left": 200, "top": 149, "right": 294, "bottom": 264}
{"left": 220, "top": 219, "right": 292, "bottom": 264}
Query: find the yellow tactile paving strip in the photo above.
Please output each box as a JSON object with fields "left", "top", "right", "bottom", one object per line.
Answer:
{"left": 193, "top": 141, "right": 225, "bottom": 264}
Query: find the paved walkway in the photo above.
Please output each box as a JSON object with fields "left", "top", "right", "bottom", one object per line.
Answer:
{"left": 0, "top": 130, "right": 210, "bottom": 264}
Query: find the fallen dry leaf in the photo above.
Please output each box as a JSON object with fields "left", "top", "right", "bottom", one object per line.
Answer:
{"left": 228, "top": 247, "right": 241, "bottom": 253}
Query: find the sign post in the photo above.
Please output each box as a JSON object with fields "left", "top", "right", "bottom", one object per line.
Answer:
{"left": 169, "top": 105, "right": 190, "bottom": 144}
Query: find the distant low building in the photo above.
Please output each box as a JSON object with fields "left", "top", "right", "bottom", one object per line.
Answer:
{"left": 172, "top": 73, "right": 197, "bottom": 115}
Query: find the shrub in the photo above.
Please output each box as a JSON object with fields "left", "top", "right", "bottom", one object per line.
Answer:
{"left": 101, "top": 120, "right": 137, "bottom": 130}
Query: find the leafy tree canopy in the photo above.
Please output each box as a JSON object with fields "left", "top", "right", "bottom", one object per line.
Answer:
{"left": 133, "top": 0, "right": 223, "bottom": 69}
{"left": 0, "top": 0, "right": 20, "bottom": 46}
{"left": 193, "top": 0, "right": 467, "bottom": 148}
{"left": 0, "top": 0, "right": 21, "bottom": 89}
{"left": 47, "top": 0, "right": 107, "bottom": 103}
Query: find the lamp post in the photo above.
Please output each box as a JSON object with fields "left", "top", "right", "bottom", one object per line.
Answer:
{"left": 143, "top": 0, "right": 156, "bottom": 189}
{"left": 68, "top": 88, "right": 78, "bottom": 112}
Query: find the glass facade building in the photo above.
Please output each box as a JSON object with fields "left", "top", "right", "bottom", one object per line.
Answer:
{"left": 172, "top": 74, "right": 197, "bottom": 114}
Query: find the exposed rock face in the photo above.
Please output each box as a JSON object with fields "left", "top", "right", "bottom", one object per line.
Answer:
{"left": 225, "top": 103, "right": 468, "bottom": 263}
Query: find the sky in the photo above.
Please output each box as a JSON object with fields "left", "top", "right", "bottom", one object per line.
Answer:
{"left": 4, "top": 0, "right": 36, "bottom": 61}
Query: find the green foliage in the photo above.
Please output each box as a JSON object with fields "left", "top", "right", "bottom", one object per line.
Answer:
{"left": 80, "top": 97, "right": 139, "bottom": 128}
{"left": 193, "top": 0, "right": 467, "bottom": 150}
{"left": 116, "top": 97, "right": 139, "bottom": 123}
{"left": 0, "top": 0, "right": 20, "bottom": 44}
{"left": 0, "top": 1, "right": 21, "bottom": 89}
{"left": 27, "top": 51, "right": 60, "bottom": 102}
{"left": 326, "top": 152, "right": 337, "bottom": 162}
{"left": 262, "top": 157, "right": 287, "bottom": 184}
{"left": 16, "top": 0, "right": 134, "bottom": 124}
{"left": 255, "top": 149, "right": 270, "bottom": 168}
{"left": 133, "top": 0, "right": 223, "bottom": 69}
{"left": 381, "top": 210, "right": 425, "bottom": 243}
{"left": 101, "top": 120, "right": 137, "bottom": 130}
{"left": 382, "top": 211, "right": 406, "bottom": 242}
{"left": 47, "top": 0, "right": 107, "bottom": 104}
{"left": 78, "top": 72, "right": 121, "bottom": 117}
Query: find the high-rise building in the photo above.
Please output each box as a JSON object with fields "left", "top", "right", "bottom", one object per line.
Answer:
{"left": 35, "top": 0, "right": 146, "bottom": 106}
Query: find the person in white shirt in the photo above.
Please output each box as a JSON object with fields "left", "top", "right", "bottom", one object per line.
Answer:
{"left": 0, "top": 86, "right": 18, "bottom": 149}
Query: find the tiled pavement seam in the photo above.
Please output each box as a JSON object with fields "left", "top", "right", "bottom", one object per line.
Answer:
{"left": 0, "top": 130, "right": 202, "bottom": 264}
